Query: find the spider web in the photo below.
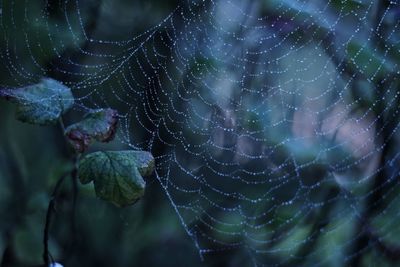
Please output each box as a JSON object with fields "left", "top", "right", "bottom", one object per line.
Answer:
{"left": 1, "top": 0, "right": 400, "bottom": 266}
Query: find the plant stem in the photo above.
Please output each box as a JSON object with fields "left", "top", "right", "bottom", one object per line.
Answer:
{"left": 43, "top": 171, "right": 69, "bottom": 266}
{"left": 58, "top": 117, "right": 66, "bottom": 133}
{"left": 43, "top": 119, "right": 81, "bottom": 266}
{"left": 70, "top": 155, "right": 80, "bottom": 246}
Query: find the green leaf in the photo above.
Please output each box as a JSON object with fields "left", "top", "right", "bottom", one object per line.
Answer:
{"left": 0, "top": 78, "right": 74, "bottom": 125}
{"left": 78, "top": 150, "right": 155, "bottom": 207}
{"left": 65, "top": 108, "right": 119, "bottom": 153}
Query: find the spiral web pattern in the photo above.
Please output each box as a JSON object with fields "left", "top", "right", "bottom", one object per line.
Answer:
{"left": 1, "top": 0, "right": 400, "bottom": 265}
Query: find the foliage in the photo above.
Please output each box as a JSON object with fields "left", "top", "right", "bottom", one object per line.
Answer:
{"left": 0, "top": 0, "right": 400, "bottom": 266}
{"left": 65, "top": 108, "right": 119, "bottom": 153}
{"left": 0, "top": 77, "right": 155, "bottom": 266}
{"left": 0, "top": 78, "right": 74, "bottom": 125}
{"left": 79, "top": 151, "right": 154, "bottom": 207}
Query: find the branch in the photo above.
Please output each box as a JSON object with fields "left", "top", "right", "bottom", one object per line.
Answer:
{"left": 68, "top": 155, "right": 80, "bottom": 256}
{"left": 43, "top": 171, "right": 70, "bottom": 266}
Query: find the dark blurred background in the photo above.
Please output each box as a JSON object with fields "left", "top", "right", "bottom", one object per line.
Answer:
{"left": 0, "top": 0, "right": 400, "bottom": 266}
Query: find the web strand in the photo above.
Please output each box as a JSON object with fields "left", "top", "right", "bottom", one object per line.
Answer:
{"left": 1, "top": 0, "right": 400, "bottom": 266}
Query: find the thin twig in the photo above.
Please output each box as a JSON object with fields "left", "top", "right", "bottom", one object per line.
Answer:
{"left": 70, "top": 155, "right": 80, "bottom": 248}
{"left": 43, "top": 116, "right": 82, "bottom": 266}
{"left": 43, "top": 171, "right": 70, "bottom": 266}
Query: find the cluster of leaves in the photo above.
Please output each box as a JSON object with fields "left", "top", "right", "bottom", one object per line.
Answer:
{"left": 0, "top": 78, "right": 154, "bottom": 207}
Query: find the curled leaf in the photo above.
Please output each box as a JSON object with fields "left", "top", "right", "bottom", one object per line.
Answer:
{"left": 0, "top": 78, "right": 74, "bottom": 125}
{"left": 78, "top": 150, "right": 155, "bottom": 207}
{"left": 65, "top": 108, "right": 118, "bottom": 153}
